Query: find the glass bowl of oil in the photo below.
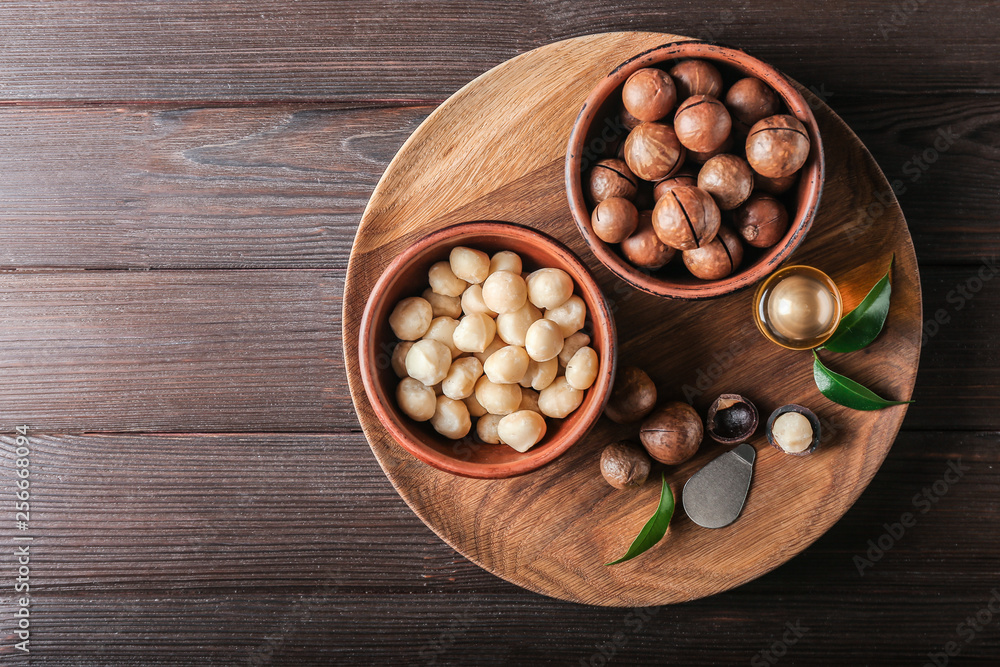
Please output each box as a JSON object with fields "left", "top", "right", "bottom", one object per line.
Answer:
{"left": 753, "top": 265, "right": 843, "bottom": 350}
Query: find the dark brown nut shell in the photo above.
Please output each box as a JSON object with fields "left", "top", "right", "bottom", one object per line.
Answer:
{"left": 623, "top": 122, "right": 686, "bottom": 182}
{"left": 734, "top": 193, "right": 790, "bottom": 249}
{"left": 652, "top": 171, "right": 698, "bottom": 202}
{"left": 753, "top": 170, "right": 798, "bottom": 195}
{"left": 620, "top": 105, "right": 642, "bottom": 131}
{"left": 600, "top": 441, "right": 653, "bottom": 489}
{"left": 622, "top": 68, "right": 677, "bottom": 122}
{"left": 640, "top": 401, "right": 703, "bottom": 465}
{"left": 651, "top": 185, "right": 721, "bottom": 251}
{"left": 686, "top": 132, "right": 734, "bottom": 165}
{"left": 588, "top": 158, "right": 639, "bottom": 203}
{"left": 673, "top": 95, "right": 732, "bottom": 154}
{"left": 746, "top": 115, "right": 811, "bottom": 179}
{"left": 668, "top": 60, "right": 724, "bottom": 100}
{"left": 682, "top": 224, "right": 743, "bottom": 280}
{"left": 621, "top": 210, "right": 676, "bottom": 270}
{"left": 766, "top": 404, "right": 821, "bottom": 456}
{"left": 592, "top": 197, "right": 639, "bottom": 244}
{"left": 604, "top": 366, "right": 658, "bottom": 424}
{"left": 706, "top": 394, "right": 759, "bottom": 444}
{"left": 724, "top": 77, "right": 780, "bottom": 127}
{"left": 697, "top": 154, "right": 754, "bottom": 211}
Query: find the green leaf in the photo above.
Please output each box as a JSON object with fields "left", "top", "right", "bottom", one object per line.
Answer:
{"left": 605, "top": 473, "right": 674, "bottom": 566}
{"left": 821, "top": 254, "right": 894, "bottom": 353}
{"left": 812, "top": 350, "right": 912, "bottom": 411}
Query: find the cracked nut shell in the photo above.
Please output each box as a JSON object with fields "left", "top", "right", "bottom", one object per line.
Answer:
{"left": 640, "top": 401, "right": 703, "bottom": 465}
{"left": 746, "top": 114, "right": 811, "bottom": 179}
{"left": 623, "top": 122, "right": 686, "bottom": 182}
{"left": 652, "top": 185, "right": 721, "bottom": 251}
{"left": 766, "top": 404, "right": 821, "bottom": 456}
{"left": 591, "top": 197, "right": 639, "bottom": 244}
{"left": 673, "top": 95, "right": 732, "bottom": 154}
{"left": 682, "top": 224, "right": 743, "bottom": 280}
{"left": 588, "top": 158, "right": 639, "bottom": 203}
{"left": 706, "top": 394, "right": 759, "bottom": 444}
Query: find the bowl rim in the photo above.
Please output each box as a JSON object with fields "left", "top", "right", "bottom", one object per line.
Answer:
{"left": 565, "top": 40, "right": 826, "bottom": 300}
{"left": 358, "top": 221, "right": 618, "bottom": 479}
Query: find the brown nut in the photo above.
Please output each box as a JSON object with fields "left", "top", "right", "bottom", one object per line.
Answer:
{"left": 651, "top": 185, "right": 721, "bottom": 251}
{"left": 622, "top": 68, "right": 677, "bottom": 122}
{"left": 746, "top": 115, "right": 811, "bottom": 179}
{"left": 682, "top": 224, "right": 743, "bottom": 280}
{"left": 706, "top": 394, "right": 759, "bottom": 444}
{"left": 734, "top": 193, "right": 790, "bottom": 248}
{"left": 640, "top": 401, "right": 703, "bottom": 465}
{"left": 673, "top": 95, "right": 732, "bottom": 154}
{"left": 600, "top": 441, "right": 652, "bottom": 490}
{"left": 604, "top": 366, "right": 657, "bottom": 424}
{"left": 754, "top": 171, "right": 798, "bottom": 195}
{"left": 652, "top": 170, "right": 698, "bottom": 202}
{"left": 724, "top": 77, "right": 780, "bottom": 128}
{"left": 697, "top": 154, "right": 754, "bottom": 211}
{"left": 591, "top": 197, "right": 639, "bottom": 244}
{"left": 620, "top": 105, "right": 642, "bottom": 131}
{"left": 686, "top": 132, "right": 734, "bottom": 165}
{"left": 668, "top": 60, "right": 724, "bottom": 100}
{"left": 623, "top": 122, "right": 685, "bottom": 182}
{"left": 588, "top": 158, "right": 639, "bottom": 203}
{"left": 620, "top": 210, "right": 676, "bottom": 270}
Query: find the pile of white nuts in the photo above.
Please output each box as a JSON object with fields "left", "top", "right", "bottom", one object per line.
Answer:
{"left": 388, "top": 246, "right": 600, "bottom": 453}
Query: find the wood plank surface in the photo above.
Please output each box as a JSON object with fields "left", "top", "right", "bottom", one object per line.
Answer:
{"left": 0, "top": 1, "right": 996, "bottom": 102}
{"left": 2, "top": 431, "right": 997, "bottom": 665}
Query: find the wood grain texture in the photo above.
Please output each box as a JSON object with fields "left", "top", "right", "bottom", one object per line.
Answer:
{"left": 1, "top": 430, "right": 997, "bottom": 665}
{"left": 0, "top": 1, "right": 997, "bottom": 102}
{"left": 342, "top": 33, "right": 921, "bottom": 606}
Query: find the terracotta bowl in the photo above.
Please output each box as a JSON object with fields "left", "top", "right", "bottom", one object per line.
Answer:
{"left": 566, "top": 41, "right": 825, "bottom": 300}
{"left": 358, "top": 222, "right": 618, "bottom": 479}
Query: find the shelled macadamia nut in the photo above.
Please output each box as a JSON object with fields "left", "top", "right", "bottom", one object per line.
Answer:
{"left": 396, "top": 377, "right": 437, "bottom": 422}
{"left": 404, "top": 339, "right": 452, "bottom": 386}
{"left": 669, "top": 60, "right": 723, "bottom": 99}
{"left": 476, "top": 413, "right": 504, "bottom": 444}
{"left": 524, "top": 319, "right": 565, "bottom": 362}
{"left": 565, "top": 346, "right": 599, "bottom": 390}
{"left": 526, "top": 268, "right": 574, "bottom": 310}
{"left": 519, "top": 356, "right": 558, "bottom": 391}
{"left": 460, "top": 284, "right": 496, "bottom": 318}
{"left": 673, "top": 95, "right": 731, "bottom": 154}
{"left": 449, "top": 246, "right": 490, "bottom": 284}
{"left": 489, "top": 250, "right": 523, "bottom": 275}
{"left": 538, "top": 377, "right": 584, "bottom": 419}
{"left": 496, "top": 301, "right": 543, "bottom": 347}
{"left": 464, "top": 392, "right": 488, "bottom": 418}
{"left": 544, "top": 295, "right": 587, "bottom": 338}
{"left": 422, "top": 288, "right": 462, "bottom": 319}
{"left": 430, "top": 395, "right": 471, "bottom": 439}
{"left": 391, "top": 341, "right": 414, "bottom": 378}
{"left": 558, "top": 332, "right": 591, "bottom": 367}
{"left": 483, "top": 345, "right": 531, "bottom": 385}
{"left": 423, "top": 316, "right": 461, "bottom": 359}
{"left": 652, "top": 185, "right": 721, "bottom": 250}
{"left": 588, "top": 158, "right": 639, "bottom": 203}
{"left": 498, "top": 410, "right": 547, "bottom": 453}
{"left": 621, "top": 210, "right": 676, "bottom": 270}
{"left": 428, "top": 261, "right": 468, "bottom": 297}
{"left": 453, "top": 313, "right": 497, "bottom": 353}
{"left": 472, "top": 336, "right": 506, "bottom": 364}
{"left": 481, "top": 270, "right": 528, "bottom": 314}
{"left": 474, "top": 375, "right": 523, "bottom": 416}
{"left": 441, "top": 356, "right": 484, "bottom": 401}
{"left": 388, "top": 296, "right": 433, "bottom": 341}
{"left": 518, "top": 388, "right": 541, "bottom": 414}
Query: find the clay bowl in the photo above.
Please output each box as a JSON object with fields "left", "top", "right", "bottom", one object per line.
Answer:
{"left": 566, "top": 41, "right": 825, "bottom": 300}
{"left": 358, "top": 222, "right": 617, "bottom": 478}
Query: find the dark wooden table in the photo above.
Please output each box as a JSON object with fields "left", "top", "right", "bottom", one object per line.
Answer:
{"left": 0, "top": 2, "right": 996, "bottom": 665}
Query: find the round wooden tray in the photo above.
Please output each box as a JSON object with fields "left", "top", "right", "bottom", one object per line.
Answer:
{"left": 342, "top": 32, "right": 921, "bottom": 606}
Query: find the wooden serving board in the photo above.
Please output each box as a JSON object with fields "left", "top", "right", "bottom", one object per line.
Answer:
{"left": 342, "top": 32, "right": 921, "bottom": 606}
